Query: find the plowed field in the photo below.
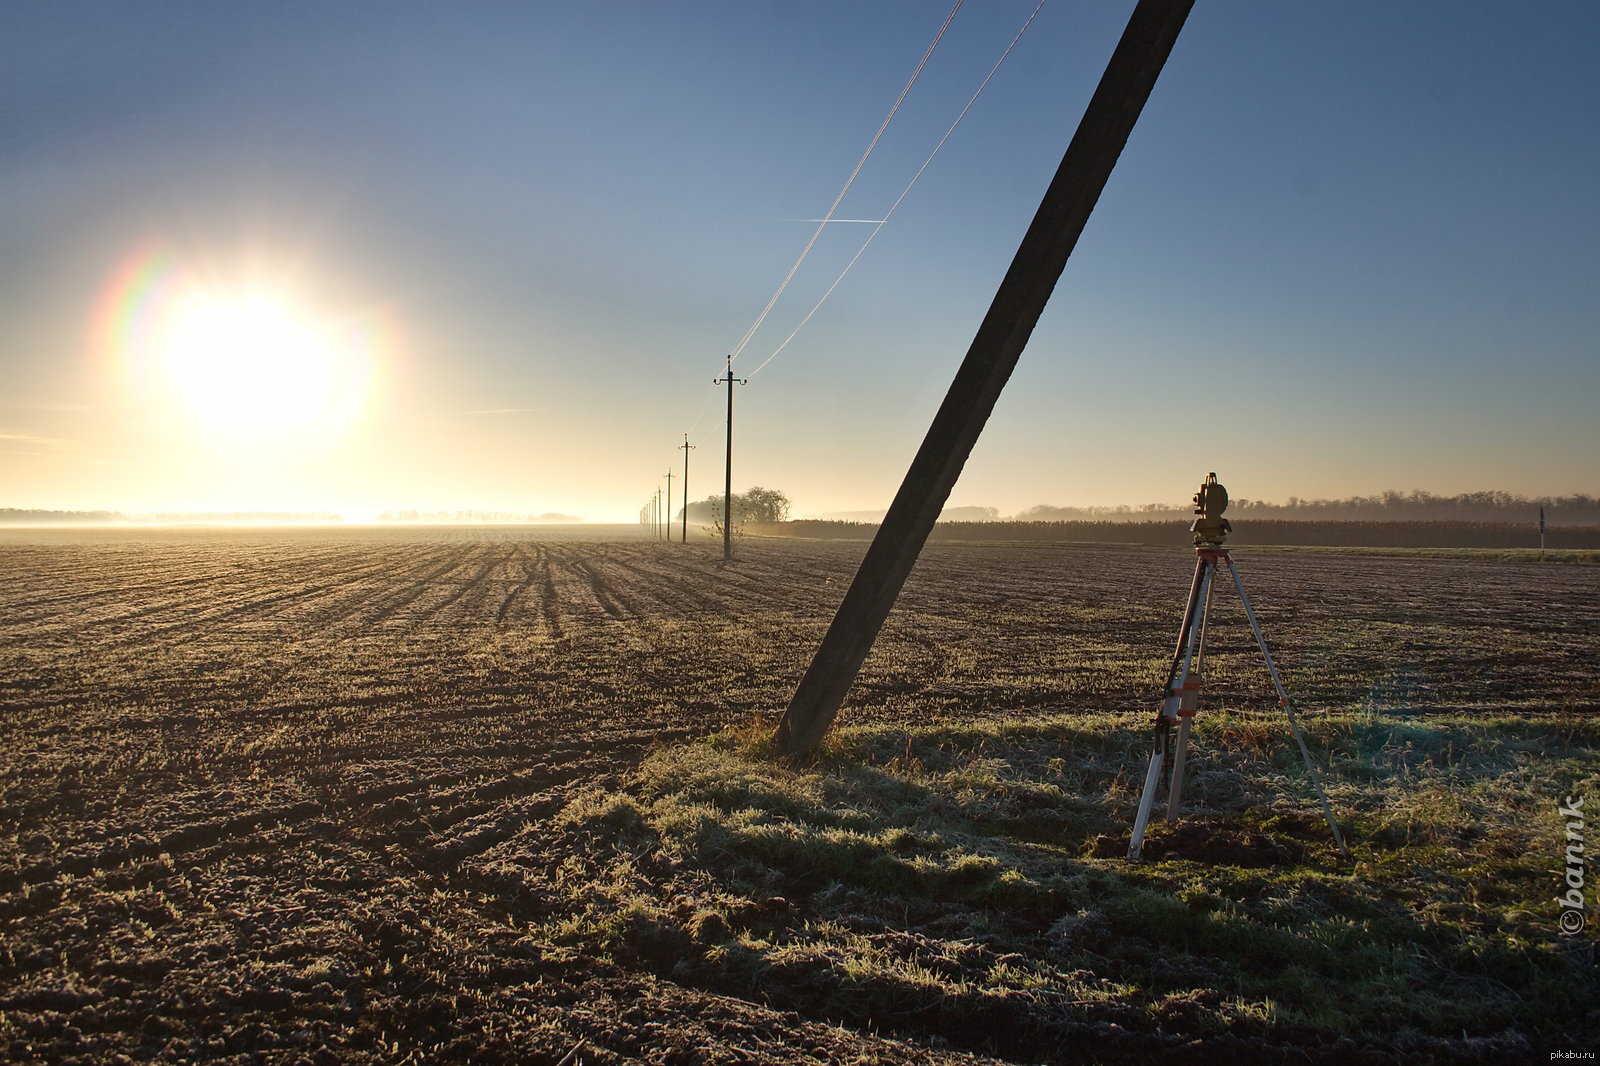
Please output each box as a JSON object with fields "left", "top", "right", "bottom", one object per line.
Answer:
{"left": 2, "top": 527, "right": 1595, "bottom": 1064}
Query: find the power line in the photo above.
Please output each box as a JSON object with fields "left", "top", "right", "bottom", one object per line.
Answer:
{"left": 680, "top": 1, "right": 1037, "bottom": 504}
{"left": 686, "top": 3, "right": 966, "bottom": 544}
{"left": 748, "top": 0, "right": 1050, "bottom": 380}
{"left": 682, "top": 389, "right": 715, "bottom": 440}
{"left": 726, "top": 0, "right": 965, "bottom": 364}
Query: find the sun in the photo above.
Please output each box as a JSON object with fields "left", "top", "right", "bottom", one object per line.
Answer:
{"left": 157, "top": 286, "right": 366, "bottom": 437}
{"left": 102, "top": 252, "right": 385, "bottom": 446}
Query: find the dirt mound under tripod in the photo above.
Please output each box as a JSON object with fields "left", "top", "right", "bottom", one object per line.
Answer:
{"left": 1092, "top": 822, "right": 1308, "bottom": 866}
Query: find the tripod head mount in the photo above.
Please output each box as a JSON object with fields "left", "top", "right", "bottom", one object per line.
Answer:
{"left": 1190, "top": 471, "right": 1233, "bottom": 547}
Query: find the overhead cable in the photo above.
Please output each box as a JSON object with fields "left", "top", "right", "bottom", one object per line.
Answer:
{"left": 726, "top": 0, "right": 965, "bottom": 364}
{"left": 749, "top": 0, "right": 1050, "bottom": 380}
{"left": 682, "top": 390, "right": 715, "bottom": 441}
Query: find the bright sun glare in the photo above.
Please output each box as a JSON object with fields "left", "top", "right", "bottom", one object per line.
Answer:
{"left": 158, "top": 287, "right": 365, "bottom": 436}
{"left": 104, "top": 253, "right": 383, "bottom": 448}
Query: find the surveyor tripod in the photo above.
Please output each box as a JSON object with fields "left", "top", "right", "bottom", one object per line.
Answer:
{"left": 1127, "top": 545, "right": 1351, "bottom": 861}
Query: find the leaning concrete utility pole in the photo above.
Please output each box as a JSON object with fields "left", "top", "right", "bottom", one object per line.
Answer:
{"left": 775, "top": 0, "right": 1194, "bottom": 755}
{"left": 714, "top": 360, "right": 746, "bottom": 564}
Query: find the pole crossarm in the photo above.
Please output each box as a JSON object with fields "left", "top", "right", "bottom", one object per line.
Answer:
{"left": 775, "top": 0, "right": 1194, "bottom": 755}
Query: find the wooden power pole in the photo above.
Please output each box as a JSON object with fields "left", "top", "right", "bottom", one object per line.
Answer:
{"left": 664, "top": 468, "right": 674, "bottom": 542}
{"left": 715, "top": 360, "right": 746, "bottom": 564}
{"left": 775, "top": 0, "right": 1195, "bottom": 755}
{"left": 679, "top": 434, "right": 694, "bottom": 543}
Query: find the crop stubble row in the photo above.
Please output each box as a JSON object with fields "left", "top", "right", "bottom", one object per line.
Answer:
{"left": 0, "top": 527, "right": 1595, "bottom": 1063}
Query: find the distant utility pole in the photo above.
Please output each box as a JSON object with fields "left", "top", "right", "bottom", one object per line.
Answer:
{"left": 678, "top": 435, "right": 694, "bottom": 544}
{"left": 774, "top": 0, "right": 1195, "bottom": 755}
{"left": 664, "top": 468, "right": 674, "bottom": 541}
{"left": 656, "top": 486, "right": 665, "bottom": 542}
{"left": 714, "top": 359, "right": 747, "bottom": 564}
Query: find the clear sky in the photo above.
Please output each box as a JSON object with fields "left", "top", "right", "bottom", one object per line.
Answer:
{"left": 3, "top": 1, "right": 1596, "bottom": 521}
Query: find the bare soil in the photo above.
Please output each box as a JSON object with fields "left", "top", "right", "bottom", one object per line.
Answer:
{"left": 1, "top": 527, "right": 1595, "bottom": 1064}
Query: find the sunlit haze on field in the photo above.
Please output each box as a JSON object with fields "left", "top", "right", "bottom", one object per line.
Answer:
{"left": 3, "top": 2, "right": 1596, "bottom": 521}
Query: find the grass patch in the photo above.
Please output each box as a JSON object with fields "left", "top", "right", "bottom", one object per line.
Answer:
{"left": 506, "top": 711, "right": 1599, "bottom": 1056}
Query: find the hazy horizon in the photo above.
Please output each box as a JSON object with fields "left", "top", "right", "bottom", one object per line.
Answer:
{"left": 5, "top": 483, "right": 1595, "bottom": 529}
{"left": 4, "top": 3, "right": 1595, "bottom": 523}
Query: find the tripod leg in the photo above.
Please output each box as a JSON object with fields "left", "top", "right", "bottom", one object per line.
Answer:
{"left": 1128, "top": 724, "right": 1168, "bottom": 860}
{"left": 1159, "top": 558, "right": 1209, "bottom": 718}
{"left": 1225, "top": 559, "right": 1352, "bottom": 858}
{"left": 1167, "top": 716, "right": 1192, "bottom": 823}
{"left": 1130, "top": 558, "right": 1209, "bottom": 859}
{"left": 1167, "top": 562, "right": 1215, "bottom": 822}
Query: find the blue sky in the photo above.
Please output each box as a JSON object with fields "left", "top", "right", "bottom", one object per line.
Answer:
{"left": 3, "top": 1, "right": 1596, "bottom": 520}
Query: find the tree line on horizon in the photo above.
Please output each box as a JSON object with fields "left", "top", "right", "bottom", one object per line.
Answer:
{"left": 766, "top": 518, "right": 1600, "bottom": 551}
{"left": 1011, "top": 489, "right": 1599, "bottom": 525}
